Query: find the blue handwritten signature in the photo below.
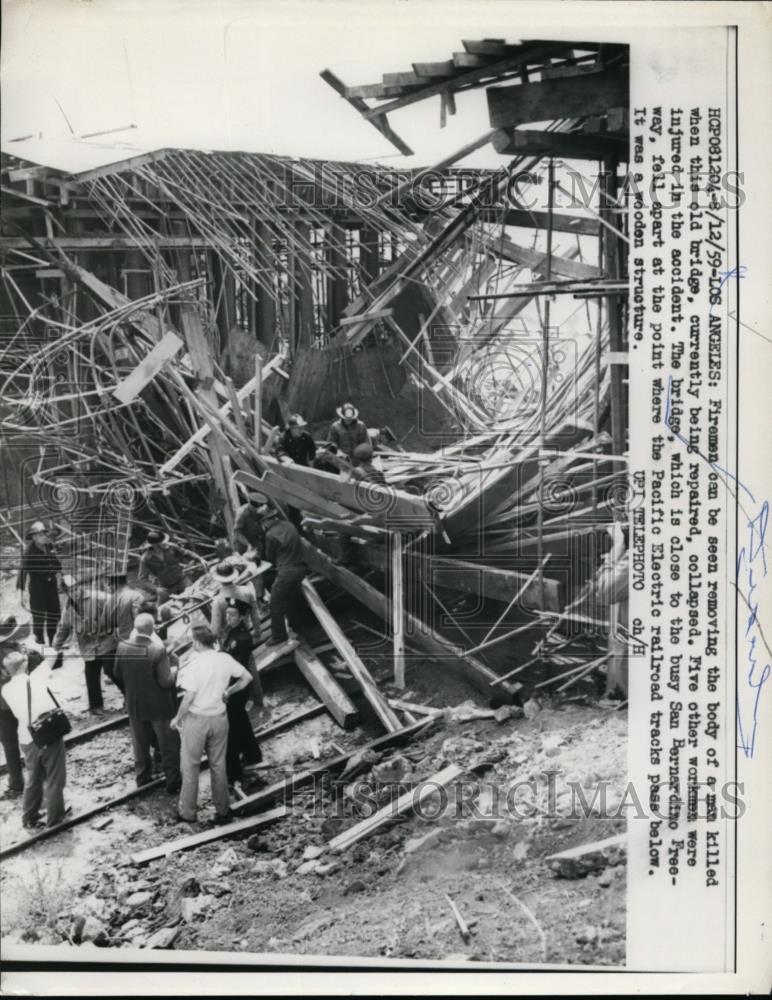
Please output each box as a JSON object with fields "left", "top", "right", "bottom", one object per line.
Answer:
{"left": 663, "top": 265, "right": 769, "bottom": 758}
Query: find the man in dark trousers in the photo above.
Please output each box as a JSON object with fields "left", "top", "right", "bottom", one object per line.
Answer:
{"left": 98, "top": 569, "right": 144, "bottom": 692}
{"left": 52, "top": 575, "right": 109, "bottom": 715}
{"left": 220, "top": 603, "right": 262, "bottom": 785}
{"left": 16, "top": 521, "right": 62, "bottom": 645}
{"left": 112, "top": 613, "right": 181, "bottom": 793}
{"left": 261, "top": 512, "right": 308, "bottom": 647}
{"left": 0, "top": 617, "right": 43, "bottom": 800}
{"left": 1, "top": 646, "right": 68, "bottom": 829}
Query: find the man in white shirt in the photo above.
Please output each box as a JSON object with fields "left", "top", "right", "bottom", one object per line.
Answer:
{"left": 1, "top": 648, "right": 68, "bottom": 829}
{"left": 171, "top": 625, "right": 251, "bottom": 825}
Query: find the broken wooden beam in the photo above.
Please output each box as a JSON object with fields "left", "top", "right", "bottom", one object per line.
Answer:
{"left": 327, "top": 764, "right": 464, "bottom": 853}
{"left": 301, "top": 577, "right": 402, "bottom": 733}
{"left": 130, "top": 806, "right": 287, "bottom": 865}
{"left": 491, "top": 127, "right": 627, "bottom": 160}
{"left": 301, "top": 539, "right": 523, "bottom": 703}
{"left": 319, "top": 69, "right": 413, "bottom": 156}
{"left": 293, "top": 642, "right": 359, "bottom": 730}
{"left": 112, "top": 331, "right": 184, "bottom": 405}
{"left": 487, "top": 68, "right": 629, "bottom": 128}
{"left": 546, "top": 832, "right": 626, "bottom": 877}
{"left": 252, "top": 637, "right": 299, "bottom": 672}
{"left": 256, "top": 456, "right": 437, "bottom": 529}
{"left": 231, "top": 716, "right": 437, "bottom": 814}
{"left": 479, "top": 207, "right": 600, "bottom": 236}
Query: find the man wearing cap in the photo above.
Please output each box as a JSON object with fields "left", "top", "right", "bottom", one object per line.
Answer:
{"left": 221, "top": 604, "right": 263, "bottom": 785}
{"left": 328, "top": 403, "right": 369, "bottom": 461}
{"left": 52, "top": 575, "right": 109, "bottom": 715}
{"left": 276, "top": 414, "right": 316, "bottom": 468}
{"left": 112, "top": 613, "right": 181, "bottom": 793}
{"left": 16, "top": 522, "right": 63, "bottom": 646}
{"left": 137, "top": 531, "right": 191, "bottom": 607}
{"left": 209, "top": 562, "right": 262, "bottom": 639}
{"left": 97, "top": 570, "right": 145, "bottom": 691}
{"left": 1, "top": 646, "right": 69, "bottom": 829}
{"left": 0, "top": 618, "right": 43, "bottom": 800}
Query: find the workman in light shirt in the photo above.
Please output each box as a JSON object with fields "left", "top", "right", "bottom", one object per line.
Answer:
{"left": 1, "top": 646, "right": 69, "bottom": 829}
{"left": 171, "top": 625, "right": 252, "bottom": 825}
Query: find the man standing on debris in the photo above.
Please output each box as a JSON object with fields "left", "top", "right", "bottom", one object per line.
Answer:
{"left": 113, "top": 613, "right": 181, "bottom": 793}
{"left": 221, "top": 603, "right": 263, "bottom": 785}
{"left": 0, "top": 617, "right": 43, "bottom": 801}
{"left": 276, "top": 414, "right": 316, "bottom": 467}
{"left": 171, "top": 625, "right": 252, "bottom": 825}
{"left": 52, "top": 574, "right": 109, "bottom": 715}
{"left": 328, "top": 402, "right": 369, "bottom": 461}
{"left": 260, "top": 510, "right": 308, "bottom": 648}
{"left": 137, "top": 531, "right": 191, "bottom": 607}
{"left": 98, "top": 569, "right": 145, "bottom": 692}
{"left": 16, "top": 521, "right": 63, "bottom": 646}
{"left": 210, "top": 562, "right": 262, "bottom": 638}
{"left": 1, "top": 646, "right": 69, "bottom": 829}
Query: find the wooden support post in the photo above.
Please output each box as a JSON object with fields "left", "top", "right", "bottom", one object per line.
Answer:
{"left": 294, "top": 221, "right": 315, "bottom": 350}
{"left": 179, "top": 307, "right": 235, "bottom": 533}
{"left": 253, "top": 355, "right": 263, "bottom": 452}
{"left": 327, "top": 223, "right": 348, "bottom": 330}
{"left": 360, "top": 226, "right": 380, "bottom": 283}
{"left": 602, "top": 157, "right": 626, "bottom": 456}
{"left": 301, "top": 577, "right": 402, "bottom": 732}
{"left": 392, "top": 531, "right": 405, "bottom": 688}
{"left": 256, "top": 221, "right": 276, "bottom": 349}
{"left": 293, "top": 641, "right": 359, "bottom": 729}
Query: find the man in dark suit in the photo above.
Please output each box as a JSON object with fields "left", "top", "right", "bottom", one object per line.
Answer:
{"left": 221, "top": 602, "right": 262, "bottom": 784}
{"left": 112, "top": 613, "right": 181, "bottom": 793}
{"left": 16, "top": 521, "right": 62, "bottom": 645}
{"left": 98, "top": 569, "right": 144, "bottom": 693}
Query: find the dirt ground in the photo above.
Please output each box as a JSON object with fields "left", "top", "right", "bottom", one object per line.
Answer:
{"left": 0, "top": 550, "right": 627, "bottom": 967}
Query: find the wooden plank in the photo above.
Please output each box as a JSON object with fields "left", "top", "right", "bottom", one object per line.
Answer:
{"left": 234, "top": 468, "right": 356, "bottom": 524}
{"left": 361, "top": 42, "right": 561, "bottom": 120}
{"left": 462, "top": 39, "right": 508, "bottom": 56}
{"left": 328, "top": 764, "right": 463, "bottom": 852}
{"left": 487, "top": 68, "right": 629, "bottom": 128}
{"left": 344, "top": 82, "right": 424, "bottom": 100}
{"left": 493, "top": 235, "right": 602, "bottom": 281}
{"left": 294, "top": 642, "right": 359, "bottom": 730}
{"left": 112, "top": 331, "right": 184, "bottom": 404}
{"left": 319, "top": 69, "right": 413, "bottom": 157}
{"left": 253, "top": 637, "right": 299, "bottom": 671}
{"left": 301, "top": 578, "right": 402, "bottom": 732}
{"left": 479, "top": 207, "right": 600, "bottom": 236}
{"left": 231, "top": 717, "right": 436, "bottom": 814}
{"left": 257, "top": 455, "right": 436, "bottom": 529}
{"left": 423, "top": 555, "right": 560, "bottom": 613}
{"left": 491, "top": 127, "right": 627, "bottom": 159}
{"left": 301, "top": 539, "right": 523, "bottom": 703}
{"left": 130, "top": 806, "right": 287, "bottom": 865}
{"left": 412, "top": 61, "right": 456, "bottom": 79}
{"left": 159, "top": 358, "right": 279, "bottom": 475}
{"left": 392, "top": 532, "right": 405, "bottom": 688}
{"left": 0, "top": 236, "right": 212, "bottom": 250}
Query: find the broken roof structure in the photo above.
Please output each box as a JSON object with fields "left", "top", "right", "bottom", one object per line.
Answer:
{"left": 0, "top": 36, "right": 630, "bottom": 708}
